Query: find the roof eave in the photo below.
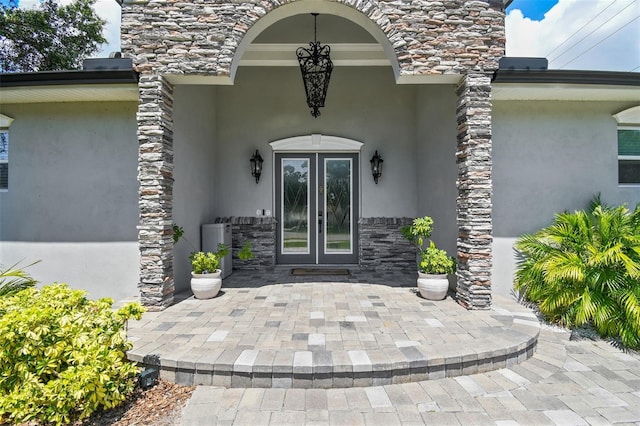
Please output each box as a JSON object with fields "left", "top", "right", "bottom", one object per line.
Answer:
{"left": 492, "top": 69, "right": 640, "bottom": 87}
{"left": 0, "top": 69, "right": 139, "bottom": 88}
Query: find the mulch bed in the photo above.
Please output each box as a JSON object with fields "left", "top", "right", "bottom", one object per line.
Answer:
{"left": 79, "top": 380, "right": 195, "bottom": 426}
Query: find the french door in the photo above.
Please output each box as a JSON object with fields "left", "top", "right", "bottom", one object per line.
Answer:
{"left": 275, "top": 153, "right": 359, "bottom": 264}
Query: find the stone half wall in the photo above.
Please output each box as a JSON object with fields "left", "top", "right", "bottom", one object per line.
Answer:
{"left": 212, "top": 216, "right": 416, "bottom": 271}
{"left": 121, "top": 0, "right": 506, "bottom": 78}
{"left": 358, "top": 217, "right": 416, "bottom": 271}
{"left": 215, "top": 217, "right": 277, "bottom": 270}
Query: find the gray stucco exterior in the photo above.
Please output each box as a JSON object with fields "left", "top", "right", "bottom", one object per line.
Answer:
{"left": 1, "top": 0, "right": 637, "bottom": 310}
{"left": 491, "top": 98, "right": 640, "bottom": 297}
{"left": 0, "top": 101, "right": 140, "bottom": 301}
{"left": 1, "top": 78, "right": 638, "bottom": 304}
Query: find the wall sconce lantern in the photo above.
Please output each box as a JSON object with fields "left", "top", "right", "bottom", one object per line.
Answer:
{"left": 250, "top": 150, "right": 263, "bottom": 183}
{"left": 370, "top": 150, "right": 383, "bottom": 184}
{"left": 297, "top": 13, "right": 333, "bottom": 118}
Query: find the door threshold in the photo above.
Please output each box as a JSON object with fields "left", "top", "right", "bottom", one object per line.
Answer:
{"left": 290, "top": 268, "right": 351, "bottom": 276}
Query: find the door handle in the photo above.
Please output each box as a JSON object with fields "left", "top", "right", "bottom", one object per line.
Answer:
{"left": 318, "top": 211, "right": 323, "bottom": 234}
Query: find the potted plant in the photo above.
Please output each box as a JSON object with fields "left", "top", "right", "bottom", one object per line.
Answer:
{"left": 189, "top": 245, "right": 228, "bottom": 299}
{"left": 402, "top": 216, "right": 456, "bottom": 300}
{"left": 174, "top": 224, "right": 226, "bottom": 299}
{"left": 174, "top": 223, "right": 254, "bottom": 299}
{"left": 417, "top": 241, "right": 456, "bottom": 300}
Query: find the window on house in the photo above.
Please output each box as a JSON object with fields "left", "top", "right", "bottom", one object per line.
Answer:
{"left": 618, "top": 127, "right": 640, "bottom": 184}
{"left": 614, "top": 106, "right": 640, "bottom": 186}
{"left": 0, "top": 114, "right": 13, "bottom": 192}
{"left": 0, "top": 130, "right": 8, "bottom": 191}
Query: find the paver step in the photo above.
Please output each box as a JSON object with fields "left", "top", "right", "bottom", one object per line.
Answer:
{"left": 131, "top": 340, "right": 537, "bottom": 388}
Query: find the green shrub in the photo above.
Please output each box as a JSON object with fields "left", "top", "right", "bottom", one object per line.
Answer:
{"left": 0, "top": 261, "right": 38, "bottom": 298}
{"left": 419, "top": 241, "right": 456, "bottom": 275}
{"left": 401, "top": 216, "right": 434, "bottom": 251}
{"left": 238, "top": 241, "right": 255, "bottom": 261}
{"left": 0, "top": 284, "right": 145, "bottom": 424}
{"left": 189, "top": 251, "right": 221, "bottom": 274}
{"left": 515, "top": 199, "right": 640, "bottom": 349}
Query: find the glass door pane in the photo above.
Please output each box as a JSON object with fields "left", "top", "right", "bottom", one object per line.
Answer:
{"left": 319, "top": 153, "right": 358, "bottom": 264}
{"left": 324, "top": 158, "right": 352, "bottom": 253}
{"left": 282, "top": 158, "right": 310, "bottom": 253}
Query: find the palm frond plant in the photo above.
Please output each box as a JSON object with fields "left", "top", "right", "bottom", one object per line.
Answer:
{"left": 0, "top": 261, "right": 39, "bottom": 298}
{"left": 515, "top": 199, "right": 640, "bottom": 350}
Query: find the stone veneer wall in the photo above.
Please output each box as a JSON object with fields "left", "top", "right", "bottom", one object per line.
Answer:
{"left": 215, "top": 217, "right": 277, "bottom": 270}
{"left": 359, "top": 218, "right": 416, "bottom": 271}
{"left": 455, "top": 73, "right": 493, "bottom": 310}
{"left": 121, "top": 0, "right": 505, "bottom": 78}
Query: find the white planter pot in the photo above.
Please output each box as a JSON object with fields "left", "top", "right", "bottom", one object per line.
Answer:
{"left": 417, "top": 272, "right": 449, "bottom": 300}
{"left": 190, "top": 270, "right": 222, "bottom": 299}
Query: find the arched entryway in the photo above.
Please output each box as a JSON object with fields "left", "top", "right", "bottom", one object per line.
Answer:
{"left": 123, "top": 0, "right": 503, "bottom": 310}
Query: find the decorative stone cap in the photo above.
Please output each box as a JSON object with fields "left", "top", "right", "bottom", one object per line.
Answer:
{"left": 358, "top": 217, "right": 414, "bottom": 225}
{"left": 214, "top": 216, "right": 277, "bottom": 225}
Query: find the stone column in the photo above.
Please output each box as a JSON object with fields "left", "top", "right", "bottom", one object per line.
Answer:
{"left": 137, "top": 74, "right": 175, "bottom": 310}
{"left": 455, "top": 73, "right": 493, "bottom": 310}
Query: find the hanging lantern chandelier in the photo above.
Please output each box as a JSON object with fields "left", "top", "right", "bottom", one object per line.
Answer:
{"left": 296, "top": 13, "right": 333, "bottom": 118}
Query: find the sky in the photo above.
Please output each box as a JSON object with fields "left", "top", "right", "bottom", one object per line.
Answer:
{"left": 3, "top": 0, "right": 639, "bottom": 72}
{"left": 506, "top": 0, "right": 639, "bottom": 72}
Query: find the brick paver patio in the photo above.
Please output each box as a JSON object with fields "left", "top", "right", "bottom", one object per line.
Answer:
{"left": 124, "top": 268, "right": 640, "bottom": 424}
{"left": 180, "top": 326, "right": 640, "bottom": 425}
{"left": 127, "top": 268, "right": 539, "bottom": 389}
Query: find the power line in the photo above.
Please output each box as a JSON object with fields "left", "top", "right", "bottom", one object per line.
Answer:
{"left": 557, "top": 15, "right": 640, "bottom": 68}
{"left": 630, "top": 65, "right": 640, "bottom": 71}
{"left": 545, "top": 0, "right": 619, "bottom": 58}
{"left": 549, "top": 0, "right": 638, "bottom": 62}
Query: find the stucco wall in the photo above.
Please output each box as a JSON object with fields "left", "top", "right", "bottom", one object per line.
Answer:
{"left": 492, "top": 99, "right": 640, "bottom": 297}
{"left": 172, "top": 85, "right": 219, "bottom": 294}
{"left": 415, "top": 84, "right": 458, "bottom": 256}
{"left": 214, "top": 66, "right": 419, "bottom": 218}
{"left": 0, "top": 101, "right": 139, "bottom": 301}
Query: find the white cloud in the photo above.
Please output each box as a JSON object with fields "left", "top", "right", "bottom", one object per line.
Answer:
{"left": 18, "top": 0, "right": 39, "bottom": 8}
{"left": 506, "top": 0, "right": 640, "bottom": 71}
{"left": 93, "top": 0, "right": 121, "bottom": 57}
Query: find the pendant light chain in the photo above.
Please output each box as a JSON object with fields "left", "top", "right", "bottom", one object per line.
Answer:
{"left": 314, "top": 13, "right": 318, "bottom": 44}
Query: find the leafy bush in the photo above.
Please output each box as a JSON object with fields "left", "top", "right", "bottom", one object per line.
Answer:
{"left": 238, "top": 241, "right": 255, "bottom": 261}
{"left": 402, "top": 216, "right": 455, "bottom": 275}
{"left": 190, "top": 251, "right": 221, "bottom": 274}
{"left": 0, "top": 284, "right": 145, "bottom": 424}
{"left": 515, "top": 199, "right": 640, "bottom": 349}
{"left": 401, "top": 216, "right": 434, "bottom": 250}
{"left": 0, "top": 261, "right": 38, "bottom": 298}
{"left": 419, "top": 241, "right": 456, "bottom": 275}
